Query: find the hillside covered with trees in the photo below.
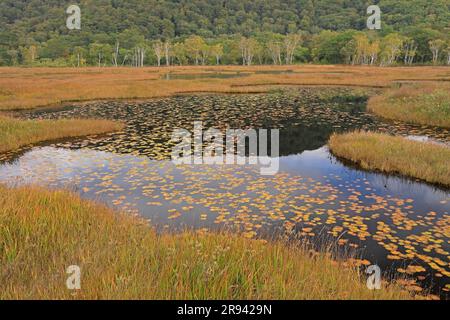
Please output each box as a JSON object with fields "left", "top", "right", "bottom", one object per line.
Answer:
{"left": 0, "top": 0, "right": 449, "bottom": 66}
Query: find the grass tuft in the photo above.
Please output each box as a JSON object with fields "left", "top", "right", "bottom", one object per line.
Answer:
{"left": 0, "top": 116, "right": 124, "bottom": 153}
{"left": 367, "top": 84, "right": 450, "bottom": 128}
{"left": 329, "top": 131, "right": 450, "bottom": 187}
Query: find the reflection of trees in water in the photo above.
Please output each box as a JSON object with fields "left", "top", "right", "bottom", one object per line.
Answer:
{"left": 280, "top": 124, "right": 334, "bottom": 155}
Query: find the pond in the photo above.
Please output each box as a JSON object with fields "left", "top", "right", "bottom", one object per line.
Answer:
{"left": 1, "top": 88, "right": 449, "bottom": 297}
{"left": 161, "top": 69, "right": 299, "bottom": 80}
{"left": 161, "top": 72, "right": 251, "bottom": 80}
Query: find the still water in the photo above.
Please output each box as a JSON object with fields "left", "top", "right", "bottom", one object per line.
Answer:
{"left": 161, "top": 72, "right": 251, "bottom": 80}
{"left": 1, "top": 88, "right": 449, "bottom": 296}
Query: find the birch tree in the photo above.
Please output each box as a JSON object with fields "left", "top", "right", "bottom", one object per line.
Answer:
{"left": 132, "top": 44, "right": 146, "bottom": 67}
{"left": 164, "top": 40, "right": 171, "bottom": 66}
{"left": 200, "top": 43, "right": 210, "bottom": 65}
{"left": 429, "top": 39, "right": 445, "bottom": 65}
{"left": 267, "top": 41, "right": 282, "bottom": 65}
{"left": 184, "top": 36, "right": 205, "bottom": 65}
{"left": 153, "top": 40, "right": 163, "bottom": 66}
{"left": 112, "top": 41, "right": 120, "bottom": 67}
{"left": 72, "top": 46, "right": 86, "bottom": 67}
{"left": 21, "top": 45, "right": 38, "bottom": 65}
{"left": 172, "top": 42, "right": 187, "bottom": 66}
{"left": 89, "top": 43, "right": 111, "bottom": 67}
{"left": 380, "top": 34, "right": 403, "bottom": 66}
{"left": 403, "top": 39, "right": 417, "bottom": 65}
{"left": 352, "top": 34, "right": 370, "bottom": 65}
{"left": 239, "top": 37, "right": 258, "bottom": 66}
{"left": 284, "top": 33, "right": 302, "bottom": 65}
{"left": 210, "top": 44, "right": 223, "bottom": 65}
{"left": 368, "top": 41, "right": 380, "bottom": 65}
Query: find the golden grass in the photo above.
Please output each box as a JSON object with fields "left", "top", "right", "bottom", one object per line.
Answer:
{"left": 0, "top": 185, "right": 419, "bottom": 300}
{"left": 368, "top": 83, "right": 450, "bottom": 128}
{"left": 0, "top": 116, "right": 124, "bottom": 153}
{"left": 329, "top": 131, "right": 450, "bottom": 187}
{"left": 1, "top": 65, "right": 449, "bottom": 110}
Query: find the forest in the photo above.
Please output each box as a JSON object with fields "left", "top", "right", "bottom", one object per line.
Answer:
{"left": 0, "top": 0, "right": 449, "bottom": 66}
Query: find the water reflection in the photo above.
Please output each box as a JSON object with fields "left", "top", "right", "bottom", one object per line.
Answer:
{"left": 162, "top": 72, "right": 251, "bottom": 80}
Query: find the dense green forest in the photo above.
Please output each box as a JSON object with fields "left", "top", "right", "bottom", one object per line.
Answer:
{"left": 0, "top": 0, "right": 449, "bottom": 66}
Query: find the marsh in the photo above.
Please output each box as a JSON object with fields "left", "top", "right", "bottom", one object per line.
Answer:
{"left": 1, "top": 87, "right": 449, "bottom": 296}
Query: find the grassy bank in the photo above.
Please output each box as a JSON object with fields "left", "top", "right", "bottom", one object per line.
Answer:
{"left": 0, "top": 185, "right": 417, "bottom": 300}
{"left": 0, "top": 116, "right": 123, "bottom": 153}
{"left": 0, "top": 66, "right": 449, "bottom": 110}
{"left": 368, "top": 84, "right": 450, "bottom": 128}
{"left": 329, "top": 131, "right": 450, "bottom": 187}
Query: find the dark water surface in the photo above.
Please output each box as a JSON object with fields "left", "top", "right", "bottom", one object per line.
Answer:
{"left": 161, "top": 72, "right": 251, "bottom": 80}
{"left": 1, "top": 88, "right": 449, "bottom": 297}
{"left": 160, "top": 70, "right": 299, "bottom": 80}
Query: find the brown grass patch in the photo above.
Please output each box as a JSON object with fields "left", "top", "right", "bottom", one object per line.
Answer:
{"left": 1, "top": 66, "right": 449, "bottom": 110}
{"left": 329, "top": 131, "right": 450, "bottom": 187}
{"left": 0, "top": 116, "right": 124, "bottom": 153}
{"left": 367, "top": 83, "right": 450, "bottom": 128}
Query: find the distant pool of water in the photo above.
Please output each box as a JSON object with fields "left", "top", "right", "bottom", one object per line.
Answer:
{"left": 161, "top": 72, "right": 251, "bottom": 80}
{"left": 161, "top": 69, "right": 301, "bottom": 80}
{"left": 2, "top": 88, "right": 449, "bottom": 297}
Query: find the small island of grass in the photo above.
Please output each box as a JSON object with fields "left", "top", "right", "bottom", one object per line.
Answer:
{"left": 0, "top": 116, "right": 124, "bottom": 153}
{"left": 367, "top": 84, "right": 450, "bottom": 128}
{"left": 329, "top": 131, "right": 450, "bottom": 187}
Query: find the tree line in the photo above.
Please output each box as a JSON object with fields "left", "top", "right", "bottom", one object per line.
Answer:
{"left": 1, "top": 0, "right": 449, "bottom": 67}
{"left": 15, "top": 31, "right": 450, "bottom": 68}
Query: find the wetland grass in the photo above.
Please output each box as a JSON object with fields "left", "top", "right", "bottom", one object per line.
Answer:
{"left": 329, "top": 131, "right": 450, "bottom": 187}
{"left": 1, "top": 66, "right": 449, "bottom": 111}
{"left": 0, "top": 185, "right": 419, "bottom": 300}
{"left": 368, "top": 83, "right": 450, "bottom": 128}
{"left": 0, "top": 116, "right": 124, "bottom": 153}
